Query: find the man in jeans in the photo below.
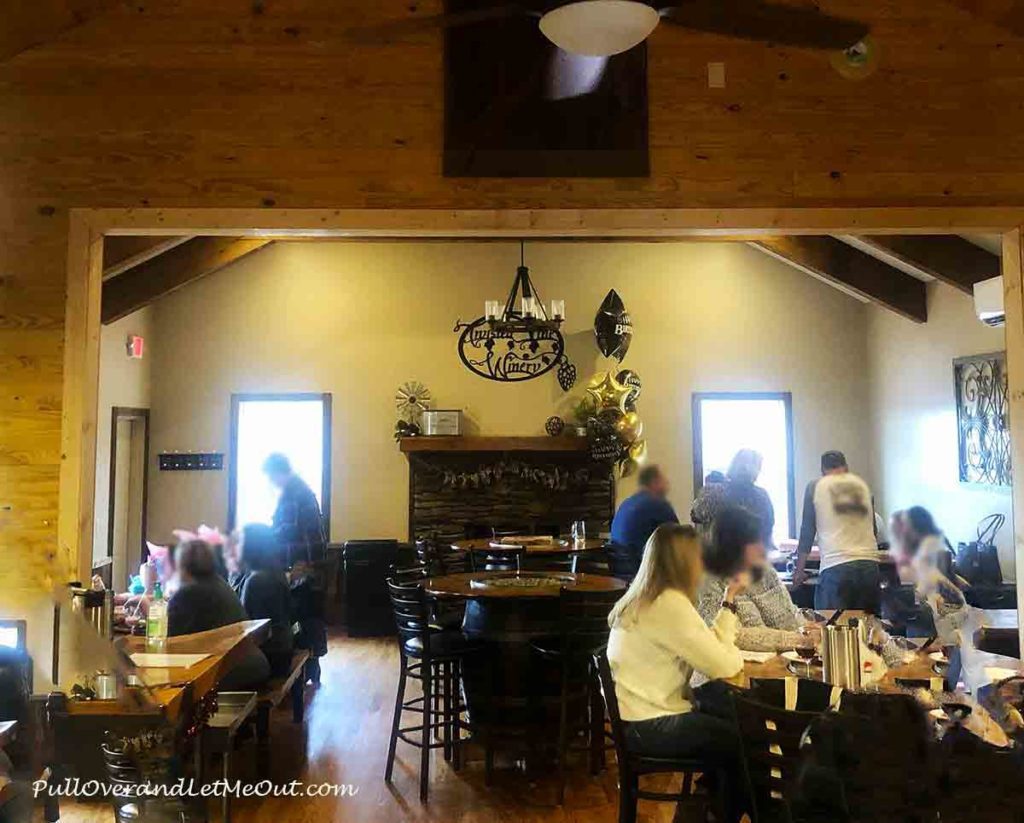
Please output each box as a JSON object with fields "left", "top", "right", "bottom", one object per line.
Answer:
{"left": 792, "top": 451, "right": 880, "bottom": 613}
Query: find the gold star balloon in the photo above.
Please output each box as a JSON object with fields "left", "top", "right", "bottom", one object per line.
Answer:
{"left": 586, "top": 371, "right": 632, "bottom": 414}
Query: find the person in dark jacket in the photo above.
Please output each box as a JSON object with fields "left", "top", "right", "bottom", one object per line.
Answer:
{"left": 236, "top": 524, "right": 295, "bottom": 677}
{"left": 722, "top": 449, "right": 776, "bottom": 551}
{"left": 263, "top": 453, "right": 326, "bottom": 567}
{"left": 168, "top": 540, "right": 270, "bottom": 689}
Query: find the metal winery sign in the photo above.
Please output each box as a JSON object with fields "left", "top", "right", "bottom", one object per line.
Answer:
{"left": 454, "top": 317, "right": 565, "bottom": 383}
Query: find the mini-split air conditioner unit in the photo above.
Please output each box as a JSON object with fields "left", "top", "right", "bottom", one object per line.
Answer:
{"left": 974, "top": 276, "right": 1005, "bottom": 327}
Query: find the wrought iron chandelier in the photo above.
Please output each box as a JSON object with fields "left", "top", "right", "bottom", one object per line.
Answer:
{"left": 484, "top": 241, "right": 565, "bottom": 331}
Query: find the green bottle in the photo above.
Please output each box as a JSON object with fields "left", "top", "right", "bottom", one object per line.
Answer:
{"left": 146, "top": 582, "right": 168, "bottom": 650}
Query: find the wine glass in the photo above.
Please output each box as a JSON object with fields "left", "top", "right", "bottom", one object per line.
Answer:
{"left": 571, "top": 520, "right": 586, "bottom": 550}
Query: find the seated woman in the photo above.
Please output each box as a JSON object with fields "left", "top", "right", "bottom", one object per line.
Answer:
{"left": 697, "top": 505, "right": 816, "bottom": 652}
{"left": 168, "top": 539, "right": 270, "bottom": 689}
{"left": 901, "top": 507, "right": 968, "bottom": 645}
{"left": 607, "top": 523, "right": 748, "bottom": 822}
{"left": 234, "top": 524, "right": 295, "bottom": 677}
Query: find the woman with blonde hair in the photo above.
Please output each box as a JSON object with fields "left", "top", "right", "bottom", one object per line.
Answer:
{"left": 607, "top": 523, "right": 749, "bottom": 820}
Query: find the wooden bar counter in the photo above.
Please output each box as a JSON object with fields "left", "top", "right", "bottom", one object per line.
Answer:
{"left": 67, "top": 619, "right": 270, "bottom": 721}
{"left": 52, "top": 620, "right": 270, "bottom": 786}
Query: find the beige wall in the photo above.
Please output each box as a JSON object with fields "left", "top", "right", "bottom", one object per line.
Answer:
{"left": 144, "top": 241, "right": 871, "bottom": 543}
{"left": 92, "top": 309, "right": 153, "bottom": 563}
{"left": 867, "top": 284, "right": 1014, "bottom": 579}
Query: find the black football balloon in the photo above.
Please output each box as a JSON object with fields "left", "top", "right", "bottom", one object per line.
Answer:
{"left": 616, "top": 369, "right": 642, "bottom": 409}
{"left": 594, "top": 289, "right": 633, "bottom": 362}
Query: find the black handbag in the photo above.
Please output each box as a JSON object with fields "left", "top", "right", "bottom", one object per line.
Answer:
{"left": 954, "top": 514, "right": 1005, "bottom": 586}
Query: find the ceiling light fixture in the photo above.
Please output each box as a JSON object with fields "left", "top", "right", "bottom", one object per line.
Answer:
{"left": 539, "top": 0, "right": 661, "bottom": 57}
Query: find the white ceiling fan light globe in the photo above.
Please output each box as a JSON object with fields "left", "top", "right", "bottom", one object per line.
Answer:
{"left": 539, "top": 0, "right": 660, "bottom": 57}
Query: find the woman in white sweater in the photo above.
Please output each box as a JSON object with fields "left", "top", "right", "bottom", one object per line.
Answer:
{"left": 607, "top": 522, "right": 749, "bottom": 821}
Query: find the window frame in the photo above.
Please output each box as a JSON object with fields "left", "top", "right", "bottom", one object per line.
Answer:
{"left": 691, "top": 391, "right": 796, "bottom": 539}
{"left": 227, "top": 392, "right": 333, "bottom": 537}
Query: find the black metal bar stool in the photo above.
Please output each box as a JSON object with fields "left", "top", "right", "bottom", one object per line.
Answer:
{"left": 383, "top": 577, "right": 482, "bottom": 802}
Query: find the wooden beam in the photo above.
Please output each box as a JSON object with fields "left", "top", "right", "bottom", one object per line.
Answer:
{"left": 750, "top": 236, "right": 928, "bottom": 323}
{"left": 855, "top": 235, "right": 1000, "bottom": 294}
{"left": 1000, "top": 228, "right": 1024, "bottom": 660}
{"left": 102, "top": 235, "right": 191, "bottom": 280}
{"left": 101, "top": 237, "right": 271, "bottom": 323}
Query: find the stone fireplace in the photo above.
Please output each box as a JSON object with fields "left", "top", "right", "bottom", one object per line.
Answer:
{"left": 401, "top": 436, "right": 615, "bottom": 538}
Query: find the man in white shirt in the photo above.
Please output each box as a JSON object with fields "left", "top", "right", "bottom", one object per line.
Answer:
{"left": 792, "top": 450, "right": 881, "bottom": 613}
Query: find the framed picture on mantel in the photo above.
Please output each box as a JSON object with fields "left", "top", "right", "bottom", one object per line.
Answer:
{"left": 953, "top": 351, "right": 1012, "bottom": 487}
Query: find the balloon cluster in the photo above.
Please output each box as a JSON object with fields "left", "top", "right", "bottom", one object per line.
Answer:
{"left": 582, "top": 370, "right": 648, "bottom": 478}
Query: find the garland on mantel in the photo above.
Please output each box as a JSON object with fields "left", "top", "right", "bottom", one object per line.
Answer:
{"left": 411, "top": 455, "right": 595, "bottom": 491}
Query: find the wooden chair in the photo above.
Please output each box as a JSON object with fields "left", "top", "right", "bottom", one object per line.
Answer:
{"left": 730, "top": 691, "right": 820, "bottom": 823}
{"left": 530, "top": 587, "right": 622, "bottom": 804}
{"left": 415, "top": 537, "right": 470, "bottom": 576}
{"left": 937, "top": 724, "right": 1024, "bottom": 822}
{"left": 469, "top": 545, "right": 524, "bottom": 573}
{"left": 826, "top": 691, "right": 940, "bottom": 822}
{"left": 593, "top": 649, "right": 721, "bottom": 823}
{"left": 384, "top": 577, "right": 482, "bottom": 802}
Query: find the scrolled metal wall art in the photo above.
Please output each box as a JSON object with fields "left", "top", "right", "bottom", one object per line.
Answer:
{"left": 954, "top": 351, "right": 1012, "bottom": 486}
{"left": 454, "top": 242, "right": 575, "bottom": 389}
{"left": 454, "top": 316, "right": 566, "bottom": 382}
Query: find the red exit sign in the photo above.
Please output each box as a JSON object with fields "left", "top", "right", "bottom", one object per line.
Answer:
{"left": 126, "top": 335, "right": 145, "bottom": 359}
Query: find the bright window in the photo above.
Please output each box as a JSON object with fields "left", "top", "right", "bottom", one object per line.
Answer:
{"left": 692, "top": 392, "right": 795, "bottom": 543}
{"left": 229, "top": 394, "right": 332, "bottom": 533}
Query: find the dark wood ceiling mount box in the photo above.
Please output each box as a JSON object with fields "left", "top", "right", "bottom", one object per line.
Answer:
{"left": 401, "top": 437, "right": 615, "bottom": 538}
{"left": 442, "top": 0, "right": 649, "bottom": 178}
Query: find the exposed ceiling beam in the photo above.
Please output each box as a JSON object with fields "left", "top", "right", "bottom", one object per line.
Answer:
{"left": 102, "top": 235, "right": 192, "bottom": 280}
{"left": 750, "top": 236, "right": 928, "bottom": 323}
{"left": 102, "top": 237, "right": 272, "bottom": 324}
{"left": 853, "top": 235, "right": 1000, "bottom": 294}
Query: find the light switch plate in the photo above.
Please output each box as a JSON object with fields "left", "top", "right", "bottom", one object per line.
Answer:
{"left": 707, "top": 62, "right": 726, "bottom": 88}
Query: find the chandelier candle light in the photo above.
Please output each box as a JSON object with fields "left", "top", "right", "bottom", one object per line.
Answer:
{"left": 484, "top": 242, "right": 565, "bottom": 329}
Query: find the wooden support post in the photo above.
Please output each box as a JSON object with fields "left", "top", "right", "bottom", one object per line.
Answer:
{"left": 58, "top": 213, "right": 104, "bottom": 584}
{"left": 1000, "top": 229, "right": 1024, "bottom": 657}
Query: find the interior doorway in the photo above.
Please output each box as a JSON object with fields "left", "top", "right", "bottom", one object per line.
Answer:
{"left": 106, "top": 407, "right": 150, "bottom": 590}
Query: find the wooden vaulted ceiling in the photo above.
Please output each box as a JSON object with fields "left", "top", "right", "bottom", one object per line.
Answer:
{"left": 101, "top": 236, "right": 271, "bottom": 323}
{"left": 751, "top": 234, "right": 1001, "bottom": 323}
{"left": 100, "top": 235, "right": 1000, "bottom": 325}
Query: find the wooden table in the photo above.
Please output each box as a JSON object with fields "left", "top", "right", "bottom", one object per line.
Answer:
{"left": 980, "top": 609, "right": 1018, "bottom": 631}
{"left": 426, "top": 572, "right": 626, "bottom": 725}
{"left": 730, "top": 610, "right": 1019, "bottom": 748}
{"left": 68, "top": 619, "right": 270, "bottom": 721}
{"left": 451, "top": 537, "right": 606, "bottom": 555}
{"left": 426, "top": 570, "right": 625, "bottom": 599}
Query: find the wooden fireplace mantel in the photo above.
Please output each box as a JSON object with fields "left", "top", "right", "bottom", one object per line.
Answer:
{"left": 399, "top": 436, "right": 588, "bottom": 454}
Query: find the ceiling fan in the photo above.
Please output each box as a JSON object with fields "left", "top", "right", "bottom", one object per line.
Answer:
{"left": 352, "top": 0, "right": 870, "bottom": 98}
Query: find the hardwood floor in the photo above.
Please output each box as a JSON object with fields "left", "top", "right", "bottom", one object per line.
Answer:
{"left": 57, "top": 629, "right": 682, "bottom": 823}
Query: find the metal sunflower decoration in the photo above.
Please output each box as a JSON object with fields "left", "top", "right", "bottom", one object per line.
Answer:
{"left": 395, "top": 381, "right": 432, "bottom": 424}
